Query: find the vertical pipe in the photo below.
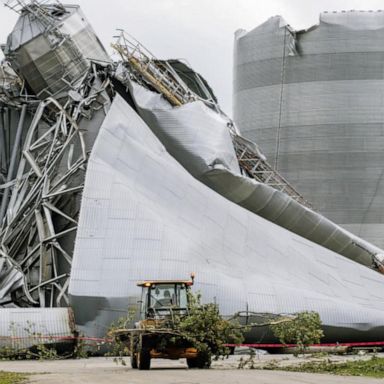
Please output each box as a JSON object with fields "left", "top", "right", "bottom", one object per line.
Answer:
{"left": 0, "top": 103, "right": 27, "bottom": 224}
{"left": 0, "top": 107, "right": 6, "bottom": 173}
{"left": 3, "top": 107, "right": 9, "bottom": 170}
{"left": 0, "top": 108, "right": 4, "bottom": 209}
{"left": 274, "top": 27, "right": 287, "bottom": 171}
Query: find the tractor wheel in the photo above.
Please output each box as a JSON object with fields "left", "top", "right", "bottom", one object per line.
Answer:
{"left": 130, "top": 336, "right": 138, "bottom": 369}
{"left": 187, "top": 357, "right": 198, "bottom": 368}
{"left": 187, "top": 352, "right": 211, "bottom": 369}
{"left": 137, "top": 349, "right": 151, "bottom": 370}
{"left": 131, "top": 352, "right": 138, "bottom": 369}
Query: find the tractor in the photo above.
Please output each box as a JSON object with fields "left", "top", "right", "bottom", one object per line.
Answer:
{"left": 112, "top": 273, "right": 211, "bottom": 370}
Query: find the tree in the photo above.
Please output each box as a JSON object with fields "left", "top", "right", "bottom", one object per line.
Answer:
{"left": 172, "top": 292, "right": 244, "bottom": 362}
{"left": 270, "top": 311, "right": 324, "bottom": 354}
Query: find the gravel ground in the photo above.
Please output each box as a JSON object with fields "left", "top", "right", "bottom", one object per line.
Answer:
{"left": 1, "top": 353, "right": 384, "bottom": 384}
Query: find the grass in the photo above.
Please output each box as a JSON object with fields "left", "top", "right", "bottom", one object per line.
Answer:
{"left": 263, "top": 356, "right": 384, "bottom": 378}
{"left": 0, "top": 371, "right": 27, "bottom": 384}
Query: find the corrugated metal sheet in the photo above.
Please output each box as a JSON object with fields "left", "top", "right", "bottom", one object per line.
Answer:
{"left": 69, "top": 94, "right": 384, "bottom": 343}
{"left": 0, "top": 307, "right": 75, "bottom": 350}
{"left": 233, "top": 11, "right": 384, "bottom": 249}
{"left": 125, "top": 78, "right": 384, "bottom": 271}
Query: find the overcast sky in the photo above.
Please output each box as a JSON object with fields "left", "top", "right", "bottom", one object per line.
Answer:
{"left": 0, "top": 0, "right": 383, "bottom": 116}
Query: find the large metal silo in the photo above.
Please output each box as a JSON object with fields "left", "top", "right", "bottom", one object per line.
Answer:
{"left": 233, "top": 11, "right": 384, "bottom": 249}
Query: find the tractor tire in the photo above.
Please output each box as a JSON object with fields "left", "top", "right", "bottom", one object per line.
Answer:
{"left": 131, "top": 353, "right": 138, "bottom": 369}
{"left": 187, "top": 352, "right": 211, "bottom": 369}
{"left": 186, "top": 357, "right": 198, "bottom": 368}
{"left": 137, "top": 349, "right": 151, "bottom": 370}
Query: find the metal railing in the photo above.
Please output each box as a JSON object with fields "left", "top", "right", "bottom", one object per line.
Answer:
{"left": 4, "top": 0, "right": 66, "bottom": 31}
{"left": 232, "top": 135, "right": 311, "bottom": 207}
{"left": 112, "top": 30, "right": 193, "bottom": 106}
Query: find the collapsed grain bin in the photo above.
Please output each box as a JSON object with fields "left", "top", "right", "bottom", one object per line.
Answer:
{"left": 3, "top": 2, "right": 384, "bottom": 350}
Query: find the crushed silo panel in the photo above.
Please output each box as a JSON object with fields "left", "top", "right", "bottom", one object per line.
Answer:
{"left": 69, "top": 94, "right": 384, "bottom": 343}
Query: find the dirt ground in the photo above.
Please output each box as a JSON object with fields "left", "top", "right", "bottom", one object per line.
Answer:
{"left": 2, "top": 354, "right": 384, "bottom": 384}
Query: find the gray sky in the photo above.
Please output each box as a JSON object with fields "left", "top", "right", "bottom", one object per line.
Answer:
{"left": 0, "top": 0, "right": 383, "bottom": 115}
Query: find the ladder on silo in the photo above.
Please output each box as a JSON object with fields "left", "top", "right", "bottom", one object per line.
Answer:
{"left": 112, "top": 30, "right": 312, "bottom": 208}
{"left": 232, "top": 134, "right": 311, "bottom": 207}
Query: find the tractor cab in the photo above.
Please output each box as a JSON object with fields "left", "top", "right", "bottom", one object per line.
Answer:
{"left": 137, "top": 273, "right": 195, "bottom": 320}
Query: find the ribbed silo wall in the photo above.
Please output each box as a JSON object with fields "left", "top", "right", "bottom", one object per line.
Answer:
{"left": 233, "top": 12, "right": 384, "bottom": 249}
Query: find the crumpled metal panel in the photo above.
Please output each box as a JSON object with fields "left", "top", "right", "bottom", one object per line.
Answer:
{"left": 0, "top": 307, "right": 74, "bottom": 350}
{"left": 127, "top": 81, "right": 240, "bottom": 176}
{"left": 163, "top": 59, "right": 219, "bottom": 104}
{"left": 125, "top": 79, "right": 384, "bottom": 271}
{"left": 69, "top": 94, "right": 384, "bottom": 342}
{"left": 233, "top": 12, "right": 384, "bottom": 250}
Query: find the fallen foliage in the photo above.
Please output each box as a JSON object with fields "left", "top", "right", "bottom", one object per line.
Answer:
{"left": 0, "top": 371, "right": 27, "bottom": 384}
{"left": 263, "top": 355, "right": 384, "bottom": 378}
